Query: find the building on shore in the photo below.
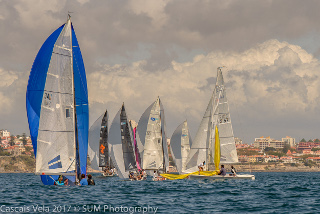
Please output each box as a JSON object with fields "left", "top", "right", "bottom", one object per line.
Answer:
{"left": 254, "top": 136, "right": 295, "bottom": 150}
{"left": 297, "top": 141, "right": 320, "bottom": 151}
{"left": 282, "top": 136, "right": 295, "bottom": 147}
{"left": 0, "top": 130, "right": 10, "bottom": 138}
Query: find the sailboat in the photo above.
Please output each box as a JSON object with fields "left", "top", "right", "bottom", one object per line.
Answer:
{"left": 26, "top": 15, "right": 89, "bottom": 185}
{"left": 136, "top": 97, "right": 169, "bottom": 176}
{"left": 170, "top": 120, "right": 192, "bottom": 173}
{"left": 88, "top": 109, "right": 115, "bottom": 176}
{"left": 108, "top": 104, "right": 138, "bottom": 179}
{"left": 160, "top": 67, "right": 254, "bottom": 180}
{"left": 184, "top": 67, "right": 238, "bottom": 173}
{"left": 188, "top": 126, "right": 255, "bottom": 180}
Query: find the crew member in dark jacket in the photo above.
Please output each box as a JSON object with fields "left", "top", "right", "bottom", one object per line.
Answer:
{"left": 87, "top": 174, "right": 95, "bottom": 185}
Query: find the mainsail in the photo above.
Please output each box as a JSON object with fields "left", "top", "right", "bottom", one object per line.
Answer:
{"left": 137, "top": 97, "right": 169, "bottom": 174}
{"left": 88, "top": 109, "right": 111, "bottom": 171}
{"left": 170, "top": 120, "right": 192, "bottom": 173}
{"left": 185, "top": 67, "right": 237, "bottom": 172}
{"left": 109, "top": 104, "right": 137, "bottom": 178}
{"left": 26, "top": 16, "right": 89, "bottom": 185}
{"left": 130, "top": 123, "right": 141, "bottom": 171}
{"left": 214, "top": 68, "right": 238, "bottom": 163}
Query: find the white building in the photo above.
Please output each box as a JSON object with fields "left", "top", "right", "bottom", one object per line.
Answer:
{"left": 254, "top": 136, "right": 272, "bottom": 150}
{"left": 282, "top": 136, "right": 295, "bottom": 147}
{"left": 235, "top": 137, "right": 243, "bottom": 145}
{"left": 0, "top": 130, "right": 10, "bottom": 138}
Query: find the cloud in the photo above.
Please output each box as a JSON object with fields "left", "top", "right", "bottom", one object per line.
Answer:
{"left": 87, "top": 39, "right": 320, "bottom": 143}
{"left": 1, "top": 0, "right": 320, "bottom": 141}
{"left": 0, "top": 68, "right": 19, "bottom": 112}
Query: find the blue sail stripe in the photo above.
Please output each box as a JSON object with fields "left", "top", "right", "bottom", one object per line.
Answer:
{"left": 49, "top": 162, "right": 62, "bottom": 169}
{"left": 48, "top": 155, "right": 61, "bottom": 165}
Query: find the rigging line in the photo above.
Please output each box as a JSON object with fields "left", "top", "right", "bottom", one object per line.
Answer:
{"left": 65, "top": 158, "right": 76, "bottom": 172}
{"left": 49, "top": 175, "right": 58, "bottom": 185}
{"left": 228, "top": 76, "right": 247, "bottom": 145}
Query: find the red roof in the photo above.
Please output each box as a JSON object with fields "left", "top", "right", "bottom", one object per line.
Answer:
{"left": 307, "top": 157, "right": 320, "bottom": 160}
{"left": 4, "top": 146, "right": 14, "bottom": 150}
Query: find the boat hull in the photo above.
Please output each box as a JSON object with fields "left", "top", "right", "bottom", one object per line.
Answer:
{"left": 188, "top": 174, "right": 255, "bottom": 180}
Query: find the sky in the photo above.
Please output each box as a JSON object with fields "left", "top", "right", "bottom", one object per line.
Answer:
{"left": 1, "top": 0, "right": 320, "bottom": 144}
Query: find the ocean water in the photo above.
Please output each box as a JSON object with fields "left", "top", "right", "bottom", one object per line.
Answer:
{"left": 0, "top": 172, "right": 320, "bottom": 213}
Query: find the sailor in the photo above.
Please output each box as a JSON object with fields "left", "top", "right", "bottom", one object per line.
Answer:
{"left": 231, "top": 165, "right": 236, "bottom": 176}
{"left": 64, "top": 178, "right": 69, "bottom": 186}
{"left": 153, "top": 170, "right": 158, "bottom": 181}
{"left": 218, "top": 165, "right": 226, "bottom": 176}
{"left": 142, "top": 169, "right": 147, "bottom": 179}
{"left": 198, "top": 161, "right": 205, "bottom": 172}
{"left": 129, "top": 171, "right": 135, "bottom": 180}
{"left": 137, "top": 170, "right": 143, "bottom": 180}
{"left": 79, "top": 174, "right": 88, "bottom": 186}
{"left": 55, "top": 175, "right": 64, "bottom": 185}
{"left": 87, "top": 174, "right": 95, "bottom": 185}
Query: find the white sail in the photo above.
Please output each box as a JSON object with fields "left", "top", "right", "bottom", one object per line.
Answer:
{"left": 88, "top": 113, "right": 104, "bottom": 171}
{"left": 108, "top": 108, "right": 125, "bottom": 178}
{"left": 160, "top": 99, "right": 169, "bottom": 172}
{"left": 135, "top": 103, "right": 153, "bottom": 167}
{"left": 138, "top": 97, "right": 168, "bottom": 174}
{"left": 170, "top": 120, "right": 192, "bottom": 173}
{"left": 184, "top": 96, "right": 213, "bottom": 173}
{"left": 36, "top": 19, "right": 76, "bottom": 174}
{"left": 214, "top": 68, "right": 238, "bottom": 163}
{"left": 185, "top": 67, "right": 238, "bottom": 172}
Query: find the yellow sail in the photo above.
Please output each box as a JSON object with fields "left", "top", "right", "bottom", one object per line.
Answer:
{"left": 160, "top": 125, "right": 221, "bottom": 180}
{"left": 214, "top": 126, "right": 220, "bottom": 170}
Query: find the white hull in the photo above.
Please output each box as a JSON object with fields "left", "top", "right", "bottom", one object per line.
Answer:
{"left": 188, "top": 174, "right": 255, "bottom": 180}
{"left": 102, "top": 172, "right": 117, "bottom": 177}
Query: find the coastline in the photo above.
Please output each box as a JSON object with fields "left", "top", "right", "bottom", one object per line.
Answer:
{"left": 2, "top": 155, "right": 320, "bottom": 173}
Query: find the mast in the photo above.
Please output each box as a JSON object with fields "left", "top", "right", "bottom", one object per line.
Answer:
{"left": 68, "top": 15, "right": 80, "bottom": 181}
{"left": 160, "top": 98, "right": 166, "bottom": 173}
{"left": 207, "top": 67, "right": 224, "bottom": 170}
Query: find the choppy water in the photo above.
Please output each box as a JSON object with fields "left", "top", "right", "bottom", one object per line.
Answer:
{"left": 0, "top": 172, "right": 320, "bottom": 213}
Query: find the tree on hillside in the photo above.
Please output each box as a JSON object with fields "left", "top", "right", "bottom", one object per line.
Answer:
{"left": 264, "top": 147, "right": 276, "bottom": 152}
{"left": 300, "top": 138, "right": 306, "bottom": 142}
{"left": 268, "top": 151, "right": 285, "bottom": 158}
{"left": 282, "top": 143, "right": 290, "bottom": 154}
{"left": 9, "top": 135, "right": 15, "bottom": 146}
{"left": 22, "top": 133, "right": 27, "bottom": 146}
